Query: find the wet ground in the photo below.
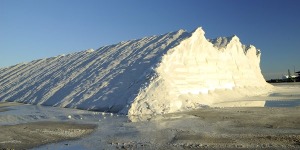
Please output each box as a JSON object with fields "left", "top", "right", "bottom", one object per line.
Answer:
{"left": 0, "top": 83, "right": 299, "bottom": 149}
{"left": 0, "top": 101, "right": 299, "bottom": 149}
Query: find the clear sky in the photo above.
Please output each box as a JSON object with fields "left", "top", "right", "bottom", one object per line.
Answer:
{"left": 1, "top": 0, "right": 299, "bottom": 80}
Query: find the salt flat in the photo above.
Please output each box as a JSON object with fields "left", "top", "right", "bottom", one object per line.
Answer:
{"left": 0, "top": 83, "right": 299, "bottom": 149}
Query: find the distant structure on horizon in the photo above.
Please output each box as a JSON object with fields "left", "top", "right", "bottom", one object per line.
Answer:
{"left": 267, "top": 68, "right": 300, "bottom": 83}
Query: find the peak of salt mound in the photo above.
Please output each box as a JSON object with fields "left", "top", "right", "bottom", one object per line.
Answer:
{"left": 208, "top": 35, "right": 240, "bottom": 48}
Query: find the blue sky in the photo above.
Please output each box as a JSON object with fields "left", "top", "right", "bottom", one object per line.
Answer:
{"left": 0, "top": 0, "right": 299, "bottom": 79}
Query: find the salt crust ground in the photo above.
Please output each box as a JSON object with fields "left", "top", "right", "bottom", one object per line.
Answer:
{"left": 0, "top": 121, "right": 96, "bottom": 149}
{"left": 0, "top": 83, "right": 299, "bottom": 149}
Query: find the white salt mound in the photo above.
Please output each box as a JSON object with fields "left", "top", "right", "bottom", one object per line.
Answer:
{"left": 0, "top": 27, "right": 272, "bottom": 117}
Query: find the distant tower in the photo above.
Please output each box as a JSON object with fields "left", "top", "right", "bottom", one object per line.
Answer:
{"left": 288, "top": 69, "right": 291, "bottom": 78}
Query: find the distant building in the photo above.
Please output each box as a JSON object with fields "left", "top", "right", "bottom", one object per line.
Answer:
{"left": 296, "top": 71, "right": 300, "bottom": 82}
{"left": 282, "top": 69, "right": 296, "bottom": 79}
{"left": 267, "top": 69, "right": 300, "bottom": 83}
{"left": 282, "top": 75, "right": 297, "bottom": 79}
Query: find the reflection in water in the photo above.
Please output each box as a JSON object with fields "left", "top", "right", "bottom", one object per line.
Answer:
{"left": 129, "top": 99, "right": 300, "bottom": 122}
{"left": 129, "top": 112, "right": 194, "bottom": 122}
{"left": 265, "top": 100, "right": 300, "bottom": 107}
{"left": 212, "top": 100, "right": 300, "bottom": 108}
{"left": 211, "top": 100, "right": 266, "bottom": 108}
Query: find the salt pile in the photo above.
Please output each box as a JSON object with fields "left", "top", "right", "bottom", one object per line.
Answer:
{"left": 0, "top": 27, "right": 272, "bottom": 117}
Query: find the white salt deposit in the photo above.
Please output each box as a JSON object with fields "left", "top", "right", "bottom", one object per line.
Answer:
{"left": 129, "top": 27, "right": 272, "bottom": 116}
{"left": 86, "top": 48, "right": 95, "bottom": 53}
{"left": 0, "top": 27, "right": 272, "bottom": 117}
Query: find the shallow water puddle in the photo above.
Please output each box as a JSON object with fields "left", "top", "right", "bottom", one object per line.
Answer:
{"left": 265, "top": 100, "right": 300, "bottom": 107}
